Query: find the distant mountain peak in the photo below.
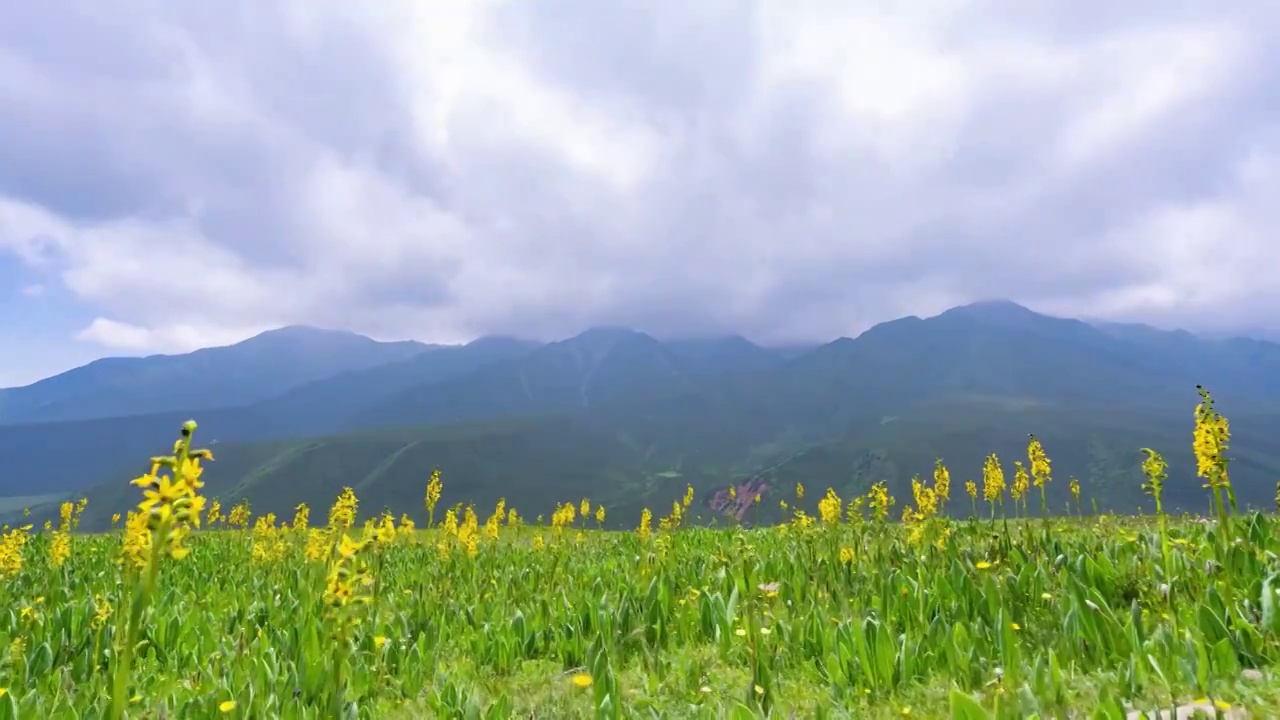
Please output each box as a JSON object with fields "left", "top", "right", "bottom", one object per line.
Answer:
{"left": 576, "top": 325, "right": 644, "bottom": 339}
{"left": 941, "top": 299, "right": 1037, "bottom": 319}
{"left": 239, "top": 325, "right": 364, "bottom": 344}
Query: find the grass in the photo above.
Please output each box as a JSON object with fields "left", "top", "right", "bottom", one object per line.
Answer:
{"left": 4, "top": 510, "right": 1280, "bottom": 717}
{"left": 1, "top": 389, "right": 1278, "bottom": 718}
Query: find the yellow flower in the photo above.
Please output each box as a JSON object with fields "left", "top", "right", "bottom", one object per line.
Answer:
{"left": 982, "top": 453, "right": 1005, "bottom": 503}
{"left": 975, "top": 560, "right": 993, "bottom": 570}
{"left": 571, "top": 673, "right": 593, "bottom": 688}
{"left": 1027, "top": 434, "right": 1051, "bottom": 487}
{"left": 933, "top": 458, "right": 951, "bottom": 504}
{"left": 374, "top": 635, "right": 388, "bottom": 649}
{"left": 817, "top": 488, "right": 842, "bottom": 524}
{"left": 1011, "top": 461, "right": 1029, "bottom": 502}
{"left": 219, "top": 700, "right": 237, "bottom": 712}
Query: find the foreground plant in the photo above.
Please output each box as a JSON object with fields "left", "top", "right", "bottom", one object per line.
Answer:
{"left": 110, "top": 420, "right": 210, "bottom": 720}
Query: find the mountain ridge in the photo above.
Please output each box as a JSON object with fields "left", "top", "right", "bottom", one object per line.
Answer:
{"left": 7, "top": 300, "right": 1280, "bottom": 529}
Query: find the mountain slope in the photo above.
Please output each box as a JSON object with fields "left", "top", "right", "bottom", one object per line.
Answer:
{"left": 10, "top": 301, "right": 1280, "bottom": 525}
{"left": 0, "top": 326, "right": 431, "bottom": 424}
{"left": 53, "top": 392, "right": 1280, "bottom": 533}
{"left": 0, "top": 336, "right": 542, "bottom": 497}
{"left": 351, "top": 328, "right": 783, "bottom": 429}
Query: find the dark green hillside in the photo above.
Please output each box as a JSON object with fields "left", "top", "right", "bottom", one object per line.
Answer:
{"left": 0, "top": 337, "right": 539, "bottom": 496}
{"left": 9, "top": 301, "right": 1280, "bottom": 524}
{"left": 350, "top": 328, "right": 782, "bottom": 429}
{"left": 0, "top": 326, "right": 431, "bottom": 424}
{"left": 44, "top": 388, "right": 1280, "bottom": 534}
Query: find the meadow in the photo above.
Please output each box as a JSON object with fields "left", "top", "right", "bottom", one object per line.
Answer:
{"left": 0, "top": 387, "right": 1278, "bottom": 718}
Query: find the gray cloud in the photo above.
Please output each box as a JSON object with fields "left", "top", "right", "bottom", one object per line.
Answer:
{"left": 1, "top": 0, "right": 1279, "bottom": 356}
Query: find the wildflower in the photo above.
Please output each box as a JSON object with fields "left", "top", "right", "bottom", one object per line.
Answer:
{"left": 1194, "top": 385, "right": 1236, "bottom": 522}
{"left": 484, "top": 499, "right": 505, "bottom": 541}
{"left": 595, "top": 505, "right": 605, "bottom": 526}
{"left": 398, "top": 514, "right": 416, "bottom": 540}
{"left": 911, "top": 476, "right": 938, "bottom": 519}
{"left": 1011, "top": 461, "right": 1029, "bottom": 507}
{"left": 1141, "top": 448, "right": 1168, "bottom": 503}
{"left": 817, "top": 487, "right": 842, "bottom": 525}
{"left": 982, "top": 453, "right": 1005, "bottom": 516}
{"left": 933, "top": 458, "right": 951, "bottom": 509}
{"left": 227, "top": 500, "right": 251, "bottom": 530}
{"left": 205, "top": 499, "right": 222, "bottom": 526}
{"left": 1028, "top": 435, "right": 1051, "bottom": 485}
{"left": 0, "top": 525, "right": 23, "bottom": 573}
{"left": 795, "top": 482, "right": 804, "bottom": 500}
{"left": 90, "top": 594, "right": 113, "bottom": 630}
{"left": 219, "top": 700, "right": 237, "bottom": 713}
{"left": 322, "top": 534, "right": 375, "bottom": 642}
{"left": 305, "top": 528, "right": 332, "bottom": 563}
{"left": 637, "top": 508, "right": 652, "bottom": 541}
{"left": 571, "top": 673, "right": 593, "bottom": 688}
{"left": 457, "top": 506, "right": 479, "bottom": 557}
{"left": 425, "top": 468, "right": 443, "bottom": 527}
{"left": 292, "top": 503, "right": 310, "bottom": 532}
{"left": 329, "top": 487, "right": 358, "bottom": 531}
{"left": 49, "top": 530, "right": 71, "bottom": 567}
{"left": 251, "top": 514, "right": 287, "bottom": 563}
{"left": 72, "top": 497, "right": 88, "bottom": 530}
{"left": 121, "top": 511, "right": 152, "bottom": 569}
{"left": 867, "top": 482, "right": 894, "bottom": 522}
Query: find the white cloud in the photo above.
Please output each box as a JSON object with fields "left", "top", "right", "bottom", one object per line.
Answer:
{"left": 0, "top": 0, "right": 1277, "bottom": 357}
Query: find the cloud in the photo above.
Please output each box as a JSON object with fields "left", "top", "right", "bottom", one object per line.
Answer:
{"left": 1, "top": 0, "right": 1279, "bottom": 359}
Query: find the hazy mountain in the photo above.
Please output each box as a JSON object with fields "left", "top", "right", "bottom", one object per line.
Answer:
{"left": 350, "top": 328, "right": 784, "bottom": 429}
{"left": 9, "top": 301, "right": 1280, "bottom": 529}
{"left": 0, "top": 326, "right": 432, "bottom": 425}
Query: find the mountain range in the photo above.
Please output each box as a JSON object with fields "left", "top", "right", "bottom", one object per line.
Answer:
{"left": 5, "top": 300, "right": 1280, "bottom": 530}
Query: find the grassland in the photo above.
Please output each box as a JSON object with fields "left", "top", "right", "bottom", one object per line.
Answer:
{"left": 1, "top": 389, "right": 1278, "bottom": 718}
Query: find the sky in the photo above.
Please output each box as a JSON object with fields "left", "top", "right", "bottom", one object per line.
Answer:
{"left": 2, "top": 2, "right": 1279, "bottom": 388}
